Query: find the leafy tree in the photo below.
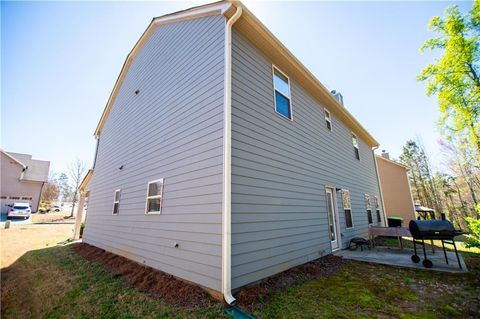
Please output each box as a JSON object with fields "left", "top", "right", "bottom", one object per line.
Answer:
{"left": 418, "top": 1, "right": 480, "bottom": 155}
{"left": 57, "top": 173, "right": 72, "bottom": 202}
{"left": 400, "top": 140, "right": 444, "bottom": 214}
{"left": 40, "top": 180, "right": 60, "bottom": 207}
{"left": 465, "top": 204, "right": 480, "bottom": 247}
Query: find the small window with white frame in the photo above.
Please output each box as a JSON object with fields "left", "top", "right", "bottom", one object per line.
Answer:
{"left": 112, "top": 189, "right": 121, "bottom": 215}
{"left": 374, "top": 196, "right": 381, "bottom": 223}
{"left": 145, "top": 179, "right": 164, "bottom": 214}
{"left": 342, "top": 189, "right": 353, "bottom": 228}
{"left": 272, "top": 66, "right": 292, "bottom": 119}
{"left": 365, "top": 194, "right": 373, "bottom": 224}
{"left": 324, "top": 109, "right": 332, "bottom": 131}
{"left": 352, "top": 133, "right": 360, "bottom": 160}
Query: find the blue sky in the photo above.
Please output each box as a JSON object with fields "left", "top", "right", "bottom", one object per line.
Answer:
{"left": 1, "top": 1, "right": 473, "bottom": 174}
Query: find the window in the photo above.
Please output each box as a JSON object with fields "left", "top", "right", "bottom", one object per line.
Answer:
{"left": 273, "top": 66, "right": 292, "bottom": 119}
{"left": 352, "top": 133, "right": 360, "bottom": 160}
{"left": 374, "top": 196, "right": 381, "bottom": 223}
{"left": 0, "top": 196, "right": 7, "bottom": 199}
{"left": 10, "top": 196, "right": 20, "bottom": 200}
{"left": 146, "top": 179, "right": 164, "bottom": 214}
{"left": 112, "top": 189, "right": 121, "bottom": 215}
{"left": 21, "top": 196, "right": 33, "bottom": 200}
{"left": 365, "top": 194, "right": 373, "bottom": 224}
{"left": 342, "top": 190, "right": 353, "bottom": 228}
{"left": 324, "top": 109, "right": 332, "bottom": 131}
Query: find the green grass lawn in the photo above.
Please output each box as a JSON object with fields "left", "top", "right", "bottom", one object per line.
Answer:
{"left": 2, "top": 241, "right": 479, "bottom": 319}
{"left": 1, "top": 245, "right": 227, "bottom": 319}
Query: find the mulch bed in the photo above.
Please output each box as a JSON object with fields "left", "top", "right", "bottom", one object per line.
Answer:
{"left": 73, "top": 243, "right": 220, "bottom": 309}
{"left": 73, "top": 243, "right": 345, "bottom": 311}
{"left": 235, "top": 254, "right": 345, "bottom": 312}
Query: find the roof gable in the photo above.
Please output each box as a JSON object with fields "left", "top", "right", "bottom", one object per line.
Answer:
{"left": 93, "top": 0, "right": 379, "bottom": 147}
{"left": 94, "top": 1, "right": 231, "bottom": 137}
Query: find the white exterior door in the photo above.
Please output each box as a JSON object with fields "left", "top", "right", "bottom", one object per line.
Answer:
{"left": 326, "top": 188, "right": 340, "bottom": 251}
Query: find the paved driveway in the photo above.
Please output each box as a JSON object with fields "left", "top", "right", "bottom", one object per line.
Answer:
{"left": 0, "top": 213, "right": 32, "bottom": 227}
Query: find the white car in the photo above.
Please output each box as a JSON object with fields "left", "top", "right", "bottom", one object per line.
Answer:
{"left": 8, "top": 203, "right": 32, "bottom": 219}
{"left": 49, "top": 205, "right": 62, "bottom": 212}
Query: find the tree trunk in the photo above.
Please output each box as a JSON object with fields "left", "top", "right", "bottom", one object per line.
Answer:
{"left": 454, "top": 180, "right": 469, "bottom": 218}
{"left": 69, "top": 192, "right": 77, "bottom": 218}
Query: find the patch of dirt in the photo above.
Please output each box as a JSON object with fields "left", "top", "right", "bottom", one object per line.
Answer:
{"left": 235, "top": 254, "right": 345, "bottom": 312}
{"left": 31, "top": 212, "right": 73, "bottom": 223}
{"left": 0, "top": 223, "right": 74, "bottom": 268}
{"left": 73, "top": 243, "right": 220, "bottom": 309}
{"left": 74, "top": 244, "right": 346, "bottom": 311}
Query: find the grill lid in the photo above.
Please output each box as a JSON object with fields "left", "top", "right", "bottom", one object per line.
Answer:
{"left": 409, "top": 220, "right": 456, "bottom": 239}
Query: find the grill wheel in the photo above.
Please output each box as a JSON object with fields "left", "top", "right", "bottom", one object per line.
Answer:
{"left": 422, "top": 259, "right": 433, "bottom": 268}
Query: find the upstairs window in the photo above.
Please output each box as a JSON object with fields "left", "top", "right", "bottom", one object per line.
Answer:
{"left": 342, "top": 189, "right": 353, "bottom": 228}
{"left": 365, "top": 194, "right": 373, "bottom": 224}
{"left": 352, "top": 133, "right": 360, "bottom": 160}
{"left": 324, "top": 109, "right": 332, "bottom": 131}
{"left": 272, "top": 66, "right": 292, "bottom": 119}
{"left": 112, "top": 189, "right": 121, "bottom": 215}
{"left": 146, "top": 179, "right": 164, "bottom": 214}
{"left": 374, "top": 196, "right": 381, "bottom": 223}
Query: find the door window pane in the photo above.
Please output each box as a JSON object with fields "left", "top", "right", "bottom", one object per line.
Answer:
{"left": 326, "top": 192, "right": 336, "bottom": 241}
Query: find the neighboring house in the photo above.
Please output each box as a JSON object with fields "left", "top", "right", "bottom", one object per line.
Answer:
{"left": 80, "top": 1, "right": 385, "bottom": 303}
{"left": 1, "top": 150, "right": 50, "bottom": 212}
{"left": 376, "top": 151, "right": 415, "bottom": 223}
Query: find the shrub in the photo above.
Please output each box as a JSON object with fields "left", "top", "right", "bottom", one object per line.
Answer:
{"left": 465, "top": 204, "right": 480, "bottom": 248}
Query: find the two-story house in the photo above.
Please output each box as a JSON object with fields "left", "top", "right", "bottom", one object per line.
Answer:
{"left": 1, "top": 150, "right": 50, "bottom": 213}
{"left": 79, "top": 1, "right": 385, "bottom": 303}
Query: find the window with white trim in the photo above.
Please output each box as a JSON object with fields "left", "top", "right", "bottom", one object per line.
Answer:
{"left": 324, "top": 109, "right": 332, "bottom": 131}
{"left": 342, "top": 189, "right": 353, "bottom": 228}
{"left": 112, "top": 189, "right": 120, "bottom": 215}
{"left": 365, "top": 194, "right": 373, "bottom": 224}
{"left": 272, "top": 66, "right": 292, "bottom": 119}
{"left": 146, "top": 179, "right": 164, "bottom": 214}
{"left": 374, "top": 196, "right": 381, "bottom": 223}
{"left": 352, "top": 133, "right": 360, "bottom": 160}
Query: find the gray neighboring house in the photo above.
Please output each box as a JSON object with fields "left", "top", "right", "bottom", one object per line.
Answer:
{"left": 80, "top": 1, "right": 386, "bottom": 303}
{"left": 1, "top": 150, "right": 50, "bottom": 213}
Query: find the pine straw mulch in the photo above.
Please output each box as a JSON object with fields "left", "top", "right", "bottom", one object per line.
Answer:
{"left": 73, "top": 243, "right": 345, "bottom": 311}
{"left": 234, "top": 254, "right": 345, "bottom": 312}
{"left": 73, "top": 243, "right": 220, "bottom": 309}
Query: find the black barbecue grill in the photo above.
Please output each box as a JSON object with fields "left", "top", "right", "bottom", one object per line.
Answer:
{"left": 408, "top": 220, "right": 462, "bottom": 269}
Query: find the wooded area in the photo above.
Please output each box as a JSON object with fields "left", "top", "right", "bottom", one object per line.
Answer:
{"left": 402, "top": 0, "right": 479, "bottom": 235}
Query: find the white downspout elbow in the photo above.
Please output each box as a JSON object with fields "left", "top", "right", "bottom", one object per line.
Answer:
{"left": 223, "top": 4, "right": 242, "bottom": 305}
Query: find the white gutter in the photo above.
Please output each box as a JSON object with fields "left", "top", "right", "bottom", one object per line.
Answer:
{"left": 222, "top": 3, "right": 242, "bottom": 305}
{"left": 372, "top": 147, "right": 388, "bottom": 227}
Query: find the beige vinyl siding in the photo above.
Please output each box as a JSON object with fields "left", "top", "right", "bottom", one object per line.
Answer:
{"left": 83, "top": 15, "right": 225, "bottom": 291}
{"left": 376, "top": 156, "right": 416, "bottom": 222}
{"left": 230, "top": 28, "right": 383, "bottom": 289}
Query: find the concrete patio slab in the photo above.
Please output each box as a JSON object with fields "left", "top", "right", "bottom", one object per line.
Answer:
{"left": 334, "top": 247, "right": 468, "bottom": 273}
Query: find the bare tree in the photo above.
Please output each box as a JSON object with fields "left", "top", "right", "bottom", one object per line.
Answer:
{"left": 68, "top": 158, "right": 87, "bottom": 218}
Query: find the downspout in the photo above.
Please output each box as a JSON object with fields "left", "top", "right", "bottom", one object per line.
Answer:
{"left": 372, "top": 147, "right": 388, "bottom": 227}
{"left": 223, "top": 4, "right": 242, "bottom": 305}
